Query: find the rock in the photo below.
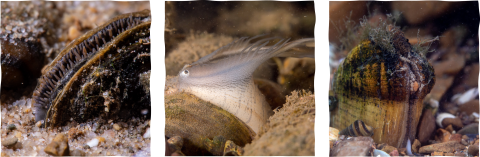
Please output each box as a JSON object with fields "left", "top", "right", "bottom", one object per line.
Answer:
{"left": 419, "top": 141, "right": 465, "bottom": 154}
{"left": 2, "top": 137, "right": 18, "bottom": 149}
{"left": 86, "top": 138, "right": 99, "bottom": 148}
{"left": 44, "top": 133, "right": 70, "bottom": 156}
{"left": 418, "top": 108, "right": 437, "bottom": 144}
{"left": 412, "top": 139, "right": 421, "bottom": 153}
{"left": 457, "top": 123, "right": 479, "bottom": 135}
{"left": 442, "top": 117, "right": 463, "bottom": 128}
{"left": 71, "top": 149, "right": 86, "bottom": 156}
{"left": 68, "top": 26, "right": 82, "bottom": 41}
{"left": 7, "top": 124, "right": 16, "bottom": 131}
{"left": 468, "top": 145, "right": 479, "bottom": 156}
{"left": 35, "top": 121, "right": 43, "bottom": 127}
{"left": 448, "top": 134, "right": 463, "bottom": 143}
{"left": 380, "top": 145, "right": 397, "bottom": 154}
{"left": 113, "top": 124, "right": 121, "bottom": 130}
{"left": 223, "top": 140, "right": 244, "bottom": 156}
{"left": 330, "top": 137, "right": 374, "bottom": 156}
{"left": 398, "top": 148, "right": 407, "bottom": 156}
{"left": 445, "top": 125, "right": 454, "bottom": 133}
{"left": 459, "top": 99, "right": 479, "bottom": 115}
{"left": 143, "top": 127, "right": 150, "bottom": 138}
{"left": 68, "top": 127, "right": 84, "bottom": 139}
{"left": 435, "top": 128, "right": 452, "bottom": 143}
{"left": 455, "top": 152, "right": 466, "bottom": 156}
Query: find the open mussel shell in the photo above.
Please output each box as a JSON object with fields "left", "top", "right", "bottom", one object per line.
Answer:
{"left": 330, "top": 27, "right": 435, "bottom": 148}
{"left": 32, "top": 10, "right": 151, "bottom": 127}
{"left": 165, "top": 91, "right": 255, "bottom": 156}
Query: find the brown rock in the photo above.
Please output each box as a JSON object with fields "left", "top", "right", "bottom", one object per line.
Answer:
{"left": 441, "top": 117, "right": 464, "bottom": 129}
{"left": 461, "top": 63, "right": 479, "bottom": 88}
{"left": 418, "top": 108, "right": 437, "bottom": 144}
{"left": 330, "top": 137, "right": 374, "bottom": 156}
{"left": 468, "top": 145, "right": 479, "bottom": 156}
{"left": 2, "top": 137, "right": 18, "bottom": 149}
{"left": 44, "top": 133, "right": 70, "bottom": 156}
{"left": 419, "top": 141, "right": 465, "bottom": 154}
{"left": 412, "top": 139, "right": 421, "bottom": 153}
{"left": 70, "top": 149, "right": 86, "bottom": 156}
{"left": 435, "top": 128, "right": 452, "bottom": 143}
{"left": 398, "top": 148, "right": 407, "bottom": 156}
{"left": 459, "top": 100, "right": 479, "bottom": 115}
{"left": 68, "top": 127, "right": 84, "bottom": 139}
{"left": 448, "top": 134, "right": 463, "bottom": 143}
{"left": 445, "top": 124, "right": 454, "bottom": 133}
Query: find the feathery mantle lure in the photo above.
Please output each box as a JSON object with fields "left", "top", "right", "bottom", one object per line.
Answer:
{"left": 177, "top": 35, "right": 314, "bottom": 133}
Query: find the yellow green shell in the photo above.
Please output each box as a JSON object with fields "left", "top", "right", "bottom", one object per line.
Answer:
{"left": 330, "top": 28, "right": 435, "bottom": 148}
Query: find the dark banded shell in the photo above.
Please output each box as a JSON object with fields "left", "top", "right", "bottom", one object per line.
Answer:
{"left": 339, "top": 120, "right": 374, "bottom": 137}
{"left": 32, "top": 10, "right": 151, "bottom": 127}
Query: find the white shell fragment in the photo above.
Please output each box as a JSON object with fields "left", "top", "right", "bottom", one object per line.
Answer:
{"left": 143, "top": 128, "right": 150, "bottom": 138}
{"left": 86, "top": 138, "right": 99, "bottom": 147}
{"left": 436, "top": 113, "right": 456, "bottom": 128}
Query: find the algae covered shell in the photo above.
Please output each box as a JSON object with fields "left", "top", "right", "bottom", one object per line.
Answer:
{"left": 330, "top": 27, "right": 435, "bottom": 148}
{"left": 32, "top": 10, "right": 151, "bottom": 127}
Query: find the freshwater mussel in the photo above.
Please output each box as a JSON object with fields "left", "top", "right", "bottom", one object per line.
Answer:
{"left": 330, "top": 24, "right": 435, "bottom": 148}
{"left": 32, "top": 10, "right": 151, "bottom": 127}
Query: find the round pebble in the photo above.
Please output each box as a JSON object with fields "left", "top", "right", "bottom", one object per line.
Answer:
{"left": 35, "top": 121, "right": 43, "bottom": 127}
{"left": 113, "top": 124, "right": 121, "bottom": 130}
{"left": 2, "top": 137, "right": 18, "bottom": 148}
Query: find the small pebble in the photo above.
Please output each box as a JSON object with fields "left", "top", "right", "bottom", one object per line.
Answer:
{"left": 113, "top": 124, "right": 121, "bottom": 130}
{"left": 128, "top": 146, "right": 135, "bottom": 153}
{"left": 2, "top": 137, "right": 18, "bottom": 148}
{"left": 86, "top": 138, "right": 99, "bottom": 147}
{"left": 35, "top": 121, "right": 43, "bottom": 127}
{"left": 468, "top": 145, "right": 479, "bottom": 156}
{"left": 44, "top": 133, "right": 70, "bottom": 156}
{"left": 71, "top": 149, "right": 86, "bottom": 156}
{"left": 67, "top": 26, "right": 82, "bottom": 41}
{"left": 7, "top": 124, "right": 16, "bottom": 131}
{"left": 143, "top": 128, "right": 150, "bottom": 138}
{"left": 15, "top": 132, "right": 22, "bottom": 138}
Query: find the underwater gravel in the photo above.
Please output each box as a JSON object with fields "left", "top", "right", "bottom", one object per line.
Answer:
{"left": 1, "top": 97, "right": 150, "bottom": 156}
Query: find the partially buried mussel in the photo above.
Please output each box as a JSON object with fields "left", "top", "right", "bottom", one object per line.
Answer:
{"left": 32, "top": 10, "right": 151, "bottom": 127}
{"left": 330, "top": 25, "right": 435, "bottom": 148}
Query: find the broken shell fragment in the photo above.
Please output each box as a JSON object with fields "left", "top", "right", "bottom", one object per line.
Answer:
{"left": 330, "top": 26, "right": 435, "bottom": 148}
